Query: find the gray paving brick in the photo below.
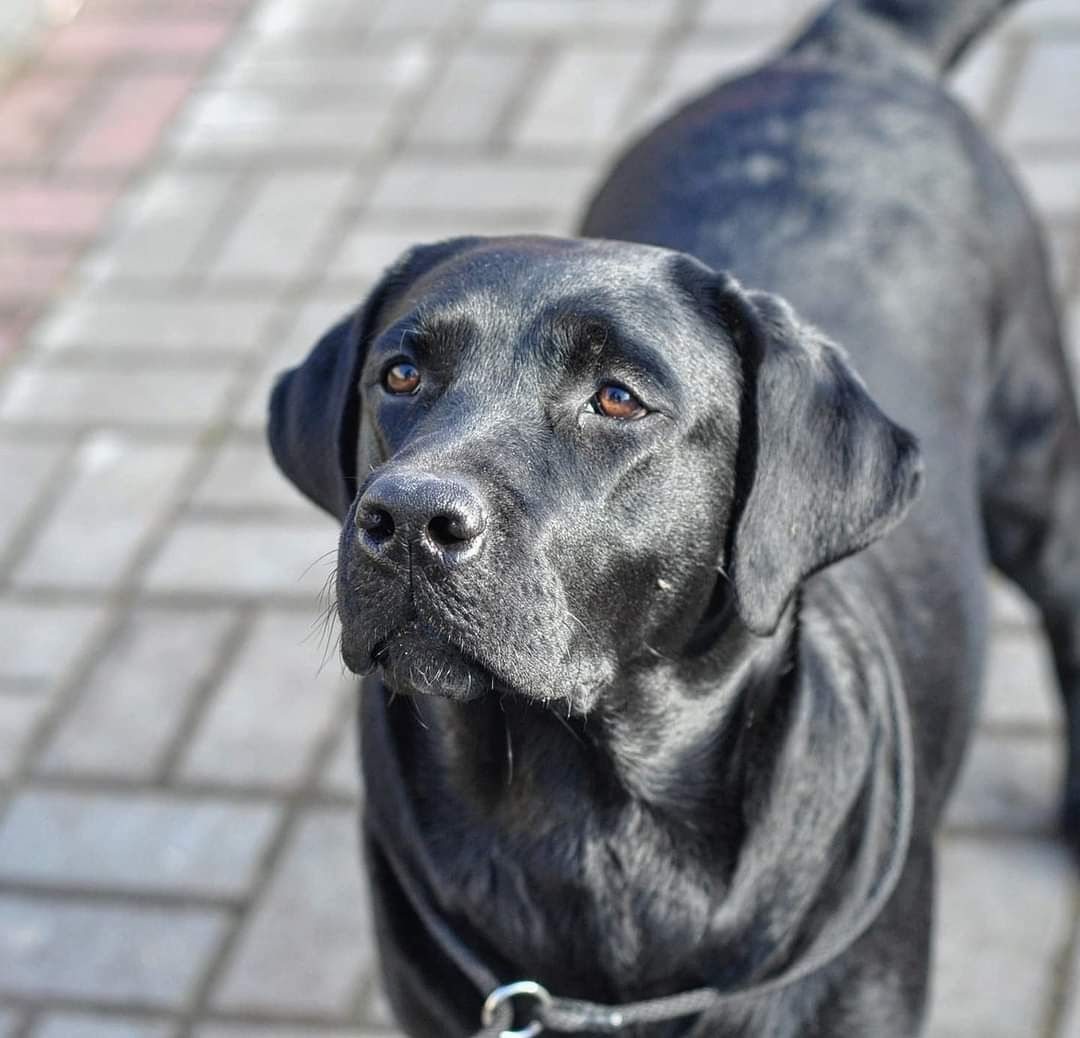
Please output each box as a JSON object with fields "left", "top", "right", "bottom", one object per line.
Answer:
{"left": 0, "top": 695, "right": 47, "bottom": 780}
{"left": 208, "top": 171, "right": 355, "bottom": 283}
{"left": 32, "top": 1016, "right": 174, "bottom": 1038}
{"left": 248, "top": 0, "right": 385, "bottom": 39}
{"left": 0, "top": 896, "right": 227, "bottom": 1007}
{"left": 196, "top": 1026, "right": 379, "bottom": 1038}
{"left": 177, "top": 610, "right": 350, "bottom": 790}
{"left": 927, "top": 838, "right": 1072, "bottom": 1037}
{"left": 945, "top": 732, "right": 1062, "bottom": 833}
{"left": 0, "top": 790, "right": 279, "bottom": 897}
{"left": 1013, "top": 154, "right": 1080, "bottom": 221}
{"left": 1061, "top": 939, "right": 1080, "bottom": 1038}
{"left": 948, "top": 37, "right": 1007, "bottom": 122}
{"left": 211, "top": 42, "right": 433, "bottom": 96}
{"left": 364, "top": 984, "right": 398, "bottom": 1030}
{"left": 1003, "top": 40, "right": 1080, "bottom": 147}
{"left": 989, "top": 573, "right": 1039, "bottom": 628}
{"left": 212, "top": 808, "right": 371, "bottom": 1016}
{"left": 409, "top": 46, "right": 530, "bottom": 148}
{"left": 367, "top": 157, "right": 597, "bottom": 216}
{"left": 143, "top": 518, "right": 338, "bottom": 598}
{"left": 635, "top": 37, "right": 775, "bottom": 133}
{"left": 320, "top": 712, "right": 361, "bottom": 799}
{"left": 0, "top": 600, "right": 105, "bottom": 685}
{"left": 513, "top": 46, "right": 652, "bottom": 151}
{"left": 1012, "top": 0, "right": 1080, "bottom": 25}
{"left": 367, "top": 0, "right": 473, "bottom": 36}
{"left": 697, "top": 0, "right": 816, "bottom": 29}
{"left": 0, "top": 366, "right": 235, "bottom": 428}
{"left": 81, "top": 171, "right": 239, "bottom": 285}
{"left": 478, "top": 0, "right": 675, "bottom": 37}
{"left": 234, "top": 290, "right": 361, "bottom": 434}
{"left": 194, "top": 439, "right": 314, "bottom": 513}
{"left": 982, "top": 628, "right": 1060, "bottom": 729}
{"left": 13, "top": 435, "right": 197, "bottom": 590}
{"left": 270, "top": 292, "right": 363, "bottom": 360}
{"left": 325, "top": 212, "right": 566, "bottom": 285}
{"left": 37, "top": 608, "right": 236, "bottom": 780}
{"left": 325, "top": 225, "right": 435, "bottom": 287}
{"left": 172, "top": 89, "right": 396, "bottom": 160}
{"left": 0, "top": 440, "right": 69, "bottom": 558}
{"left": 32, "top": 294, "right": 279, "bottom": 357}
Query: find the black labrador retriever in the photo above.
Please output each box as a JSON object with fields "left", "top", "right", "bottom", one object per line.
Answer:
{"left": 269, "top": 0, "right": 1080, "bottom": 1034}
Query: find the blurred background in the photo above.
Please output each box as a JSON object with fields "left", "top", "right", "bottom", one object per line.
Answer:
{"left": 0, "top": 1, "right": 1077, "bottom": 1036}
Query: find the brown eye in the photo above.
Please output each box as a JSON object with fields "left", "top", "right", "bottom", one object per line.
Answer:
{"left": 595, "top": 383, "right": 647, "bottom": 420}
{"left": 383, "top": 361, "right": 421, "bottom": 395}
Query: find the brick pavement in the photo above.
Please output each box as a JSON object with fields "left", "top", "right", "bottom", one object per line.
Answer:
{"left": 0, "top": 1, "right": 1078, "bottom": 1036}
{"left": 0, "top": 0, "right": 251, "bottom": 363}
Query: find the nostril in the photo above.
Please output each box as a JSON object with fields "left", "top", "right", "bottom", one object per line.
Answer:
{"left": 427, "top": 510, "right": 482, "bottom": 550}
{"left": 359, "top": 506, "right": 395, "bottom": 544}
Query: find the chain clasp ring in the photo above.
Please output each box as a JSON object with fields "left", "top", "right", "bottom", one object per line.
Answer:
{"left": 481, "top": 980, "right": 552, "bottom": 1038}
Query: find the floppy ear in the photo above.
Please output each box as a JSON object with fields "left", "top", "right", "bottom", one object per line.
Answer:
{"left": 719, "top": 280, "right": 923, "bottom": 636}
{"left": 268, "top": 237, "right": 484, "bottom": 519}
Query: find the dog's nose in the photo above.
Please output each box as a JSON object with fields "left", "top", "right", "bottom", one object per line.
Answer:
{"left": 356, "top": 472, "right": 486, "bottom": 563}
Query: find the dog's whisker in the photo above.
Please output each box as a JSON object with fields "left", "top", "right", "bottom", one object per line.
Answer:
{"left": 552, "top": 707, "right": 585, "bottom": 747}
{"left": 502, "top": 709, "right": 514, "bottom": 787}
{"left": 299, "top": 548, "right": 339, "bottom": 583}
{"left": 409, "top": 697, "right": 430, "bottom": 730}
{"left": 564, "top": 607, "right": 594, "bottom": 640}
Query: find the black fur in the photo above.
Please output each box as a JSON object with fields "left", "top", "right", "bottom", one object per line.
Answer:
{"left": 269, "top": 1, "right": 1080, "bottom": 1034}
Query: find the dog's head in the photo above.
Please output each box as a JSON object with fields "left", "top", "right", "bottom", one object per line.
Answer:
{"left": 270, "top": 236, "right": 920, "bottom": 711}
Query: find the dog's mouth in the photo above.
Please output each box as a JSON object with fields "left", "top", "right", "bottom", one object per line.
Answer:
{"left": 337, "top": 547, "right": 597, "bottom": 707}
{"left": 354, "top": 620, "right": 497, "bottom": 702}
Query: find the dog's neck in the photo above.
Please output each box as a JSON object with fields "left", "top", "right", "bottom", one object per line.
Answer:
{"left": 364, "top": 578, "right": 902, "bottom": 1015}
{"left": 412, "top": 597, "right": 795, "bottom": 840}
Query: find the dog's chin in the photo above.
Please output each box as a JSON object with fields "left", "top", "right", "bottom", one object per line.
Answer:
{"left": 344, "top": 622, "right": 493, "bottom": 702}
{"left": 340, "top": 611, "right": 613, "bottom": 712}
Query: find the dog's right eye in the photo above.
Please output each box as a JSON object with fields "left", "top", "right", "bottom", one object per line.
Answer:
{"left": 383, "top": 361, "right": 421, "bottom": 395}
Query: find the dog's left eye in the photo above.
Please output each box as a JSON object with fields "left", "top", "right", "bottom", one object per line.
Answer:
{"left": 383, "top": 361, "right": 421, "bottom": 395}
{"left": 593, "top": 383, "right": 647, "bottom": 420}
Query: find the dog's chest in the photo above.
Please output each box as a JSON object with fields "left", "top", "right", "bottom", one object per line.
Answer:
{"left": 423, "top": 777, "right": 726, "bottom": 998}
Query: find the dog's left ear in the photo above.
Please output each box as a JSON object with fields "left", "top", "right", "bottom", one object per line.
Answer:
{"left": 717, "top": 278, "right": 923, "bottom": 636}
{"left": 268, "top": 237, "right": 484, "bottom": 519}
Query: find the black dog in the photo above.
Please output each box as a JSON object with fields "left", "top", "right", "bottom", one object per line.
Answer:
{"left": 269, "top": 1, "right": 1080, "bottom": 1034}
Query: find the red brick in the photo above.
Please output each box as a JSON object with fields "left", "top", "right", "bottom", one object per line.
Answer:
{"left": 0, "top": 181, "right": 116, "bottom": 237}
{"left": 0, "top": 314, "right": 31, "bottom": 363}
{"left": 0, "top": 74, "right": 88, "bottom": 164}
{"left": 63, "top": 72, "right": 195, "bottom": 168}
{"left": 41, "top": 19, "right": 233, "bottom": 64}
{"left": 0, "top": 248, "right": 76, "bottom": 307}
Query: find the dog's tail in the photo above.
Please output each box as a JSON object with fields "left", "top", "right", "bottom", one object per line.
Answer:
{"left": 791, "top": 0, "right": 1020, "bottom": 75}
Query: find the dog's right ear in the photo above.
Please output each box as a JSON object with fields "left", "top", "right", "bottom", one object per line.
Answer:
{"left": 268, "top": 237, "right": 484, "bottom": 520}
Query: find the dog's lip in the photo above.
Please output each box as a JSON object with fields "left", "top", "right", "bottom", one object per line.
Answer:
{"left": 365, "top": 620, "right": 523, "bottom": 697}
